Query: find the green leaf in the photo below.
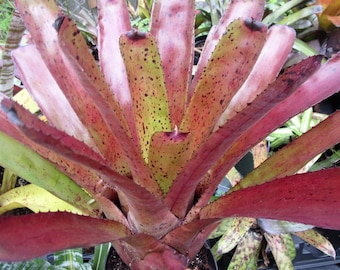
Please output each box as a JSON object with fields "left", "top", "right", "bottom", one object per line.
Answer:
{"left": 262, "top": 0, "right": 305, "bottom": 25}
{"left": 148, "top": 130, "right": 192, "bottom": 194}
{"left": 293, "top": 38, "right": 320, "bottom": 57}
{"left": 92, "top": 243, "right": 112, "bottom": 270}
{"left": 54, "top": 248, "right": 92, "bottom": 270}
{"left": 0, "top": 168, "right": 16, "bottom": 194}
{"left": 277, "top": 5, "right": 322, "bottom": 26}
{"left": 0, "top": 257, "right": 59, "bottom": 270}
{"left": 0, "top": 131, "right": 96, "bottom": 215}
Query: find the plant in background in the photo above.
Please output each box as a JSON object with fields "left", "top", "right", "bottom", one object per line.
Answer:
{"left": 266, "top": 107, "right": 327, "bottom": 151}
{"left": 1, "top": 1, "right": 340, "bottom": 270}
{"left": 317, "top": 0, "right": 340, "bottom": 31}
{"left": 127, "top": 0, "right": 153, "bottom": 32}
{"left": 0, "top": 0, "right": 16, "bottom": 44}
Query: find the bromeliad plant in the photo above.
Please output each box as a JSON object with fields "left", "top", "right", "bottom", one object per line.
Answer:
{"left": 1, "top": 0, "right": 340, "bottom": 269}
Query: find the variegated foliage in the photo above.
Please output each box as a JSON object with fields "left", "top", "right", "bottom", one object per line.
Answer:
{"left": 0, "top": 0, "right": 340, "bottom": 269}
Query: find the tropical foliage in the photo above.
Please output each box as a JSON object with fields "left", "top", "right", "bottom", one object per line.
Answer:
{"left": 0, "top": 0, "right": 340, "bottom": 269}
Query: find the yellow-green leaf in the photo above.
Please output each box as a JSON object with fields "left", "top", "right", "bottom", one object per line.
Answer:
{"left": 120, "top": 31, "right": 171, "bottom": 161}
{"left": 227, "top": 230, "right": 263, "bottom": 270}
{"left": 264, "top": 233, "right": 294, "bottom": 270}
{"left": 13, "top": 89, "right": 40, "bottom": 114}
{"left": 0, "top": 184, "right": 84, "bottom": 215}
{"left": 148, "top": 130, "right": 192, "bottom": 194}
{"left": 211, "top": 217, "right": 255, "bottom": 260}
{"left": 294, "top": 229, "right": 336, "bottom": 258}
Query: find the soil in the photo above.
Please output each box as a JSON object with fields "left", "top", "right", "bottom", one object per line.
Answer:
{"left": 106, "top": 246, "right": 216, "bottom": 270}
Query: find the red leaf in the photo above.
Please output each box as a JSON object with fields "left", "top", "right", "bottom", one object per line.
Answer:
{"left": 162, "top": 219, "right": 220, "bottom": 254}
{"left": 116, "top": 234, "right": 188, "bottom": 268}
{"left": 232, "top": 110, "right": 340, "bottom": 192}
{"left": 0, "top": 212, "right": 131, "bottom": 262}
{"left": 201, "top": 168, "right": 340, "bottom": 230}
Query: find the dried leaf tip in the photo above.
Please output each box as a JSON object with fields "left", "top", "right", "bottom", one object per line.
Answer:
{"left": 244, "top": 18, "right": 266, "bottom": 32}
{"left": 126, "top": 28, "right": 147, "bottom": 41}
{"left": 1, "top": 100, "right": 23, "bottom": 127}
{"left": 52, "top": 14, "right": 66, "bottom": 32}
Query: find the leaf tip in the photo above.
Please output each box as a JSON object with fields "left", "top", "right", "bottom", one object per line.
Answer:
{"left": 126, "top": 28, "right": 147, "bottom": 41}
{"left": 244, "top": 18, "right": 266, "bottom": 32}
{"left": 52, "top": 14, "right": 66, "bottom": 32}
{"left": 1, "top": 100, "right": 23, "bottom": 127}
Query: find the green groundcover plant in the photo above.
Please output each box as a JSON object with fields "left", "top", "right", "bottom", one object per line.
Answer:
{"left": 0, "top": 0, "right": 340, "bottom": 269}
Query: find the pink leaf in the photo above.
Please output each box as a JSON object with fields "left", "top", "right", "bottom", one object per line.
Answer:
{"left": 14, "top": 0, "right": 131, "bottom": 175}
{"left": 12, "top": 45, "right": 97, "bottom": 149}
{"left": 150, "top": 0, "right": 195, "bottom": 126}
{"left": 97, "top": 0, "right": 138, "bottom": 141}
